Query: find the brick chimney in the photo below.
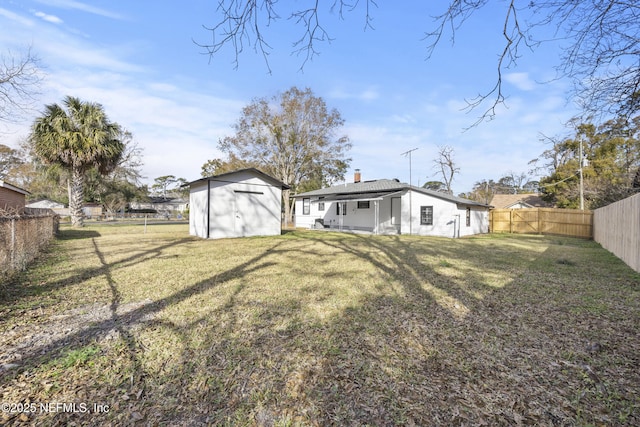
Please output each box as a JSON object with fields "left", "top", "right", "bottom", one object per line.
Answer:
{"left": 354, "top": 169, "right": 361, "bottom": 183}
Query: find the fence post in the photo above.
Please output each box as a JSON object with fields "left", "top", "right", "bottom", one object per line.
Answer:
{"left": 509, "top": 210, "right": 513, "bottom": 234}
{"left": 538, "top": 208, "right": 543, "bottom": 235}
{"left": 10, "top": 218, "right": 16, "bottom": 269}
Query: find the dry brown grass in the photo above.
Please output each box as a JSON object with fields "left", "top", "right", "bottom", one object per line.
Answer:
{"left": 0, "top": 223, "right": 638, "bottom": 426}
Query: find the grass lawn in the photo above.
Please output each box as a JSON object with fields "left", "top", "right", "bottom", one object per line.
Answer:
{"left": 1, "top": 223, "right": 639, "bottom": 426}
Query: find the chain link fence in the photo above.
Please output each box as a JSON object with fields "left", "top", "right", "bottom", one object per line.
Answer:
{"left": 0, "top": 208, "right": 59, "bottom": 277}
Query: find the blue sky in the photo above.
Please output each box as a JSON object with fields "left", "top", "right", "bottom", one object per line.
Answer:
{"left": 0, "top": 0, "right": 579, "bottom": 194}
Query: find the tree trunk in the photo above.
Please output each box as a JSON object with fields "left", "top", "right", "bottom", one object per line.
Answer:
{"left": 69, "top": 167, "right": 85, "bottom": 227}
{"left": 282, "top": 188, "right": 292, "bottom": 226}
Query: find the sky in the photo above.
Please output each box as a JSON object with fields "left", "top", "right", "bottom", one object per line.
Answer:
{"left": 0, "top": 0, "right": 580, "bottom": 194}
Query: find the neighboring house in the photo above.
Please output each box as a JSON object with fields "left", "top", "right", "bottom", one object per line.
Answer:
{"left": 82, "top": 203, "right": 104, "bottom": 219}
{"left": 26, "top": 199, "right": 67, "bottom": 216}
{"left": 186, "top": 168, "right": 290, "bottom": 239}
{"left": 0, "top": 180, "right": 30, "bottom": 212}
{"left": 26, "top": 199, "right": 65, "bottom": 210}
{"left": 129, "top": 197, "right": 189, "bottom": 214}
{"left": 294, "top": 171, "right": 490, "bottom": 238}
{"left": 490, "top": 194, "right": 552, "bottom": 209}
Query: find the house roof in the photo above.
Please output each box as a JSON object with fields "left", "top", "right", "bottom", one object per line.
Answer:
{"left": 489, "top": 193, "right": 551, "bottom": 209}
{"left": 146, "top": 197, "right": 188, "bottom": 204}
{"left": 295, "top": 179, "right": 489, "bottom": 208}
{"left": 186, "top": 168, "right": 290, "bottom": 190}
{"left": 25, "top": 199, "right": 65, "bottom": 208}
{"left": 0, "top": 180, "right": 30, "bottom": 196}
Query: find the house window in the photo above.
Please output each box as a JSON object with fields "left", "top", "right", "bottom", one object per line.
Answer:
{"left": 357, "top": 201, "right": 370, "bottom": 209}
{"left": 303, "top": 198, "right": 310, "bottom": 215}
{"left": 318, "top": 197, "right": 325, "bottom": 211}
{"left": 336, "top": 202, "right": 346, "bottom": 215}
{"left": 420, "top": 206, "right": 433, "bottom": 225}
{"left": 466, "top": 207, "right": 471, "bottom": 227}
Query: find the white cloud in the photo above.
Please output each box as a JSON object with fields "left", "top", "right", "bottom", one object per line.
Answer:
{"left": 34, "top": 0, "right": 126, "bottom": 20}
{"left": 33, "top": 10, "right": 63, "bottom": 24}
{"left": 0, "top": 7, "right": 34, "bottom": 27}
{"left": 505, "top": 72, "right": 536, "bottom": 91}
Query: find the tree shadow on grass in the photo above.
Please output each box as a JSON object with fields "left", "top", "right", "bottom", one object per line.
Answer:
{"left": 57, "top": 229, "right": 102, "bottom": 240}
{"left": 0, "top": 236, "right": 297, "bottom": 425}
{"left": 3, "top": 231, "right": 637, "bottom": 425}
{"left": 160, "top": 231, "right": 630, "bottom": 425}
{"left": 0, "top": 234, "right": 196, "bottom": 315}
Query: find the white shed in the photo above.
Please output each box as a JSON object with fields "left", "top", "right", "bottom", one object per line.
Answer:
{"left": 293, "top": 173, "right": 490, "bottom": 238}
{"left": 186, "top": 168, "right": 289, "bottom": 239}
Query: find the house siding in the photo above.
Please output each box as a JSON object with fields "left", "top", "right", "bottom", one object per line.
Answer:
{"left": 401, "top": 191, "right": 488, "bottom": 237}
{"left": 295, "top": 196, "right": 395, "bottom": 232}
{"left": 0, "top": 187, "right": 26, "bottom": 211}
{"left": 295, "top": 188, "right": 489, "bottom": 237}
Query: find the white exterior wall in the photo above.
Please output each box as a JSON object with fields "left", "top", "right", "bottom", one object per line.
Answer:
{"left": 295, "top": 189, "right": 489, "bottom": 237}
{"left": 190, "top": 171, "right": 282, "bottom": 239}
{"left": 295, "top": 195, "right": 399, "bottom": 233}
{"left": 189, "top": 182, "right": 209, "bottom": 238}
{"left": 401, "top": 190, "right": 489, "bottom": 237}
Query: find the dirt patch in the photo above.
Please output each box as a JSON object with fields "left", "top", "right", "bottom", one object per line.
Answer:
{"left": 0, "top": 299, "right": 154, "bottom": 372}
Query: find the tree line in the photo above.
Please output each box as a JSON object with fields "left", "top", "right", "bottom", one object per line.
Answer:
{"left": 461, "top": 115, "right": 640, "bottom": 209}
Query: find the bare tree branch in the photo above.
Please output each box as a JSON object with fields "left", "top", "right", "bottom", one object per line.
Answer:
{"left": 198, "top": 0, "right": 376, "bottom": 72}
{"left": 199, "top": 1, "right": 640, "bottom": 123}
{"left": 0, "top": 46, "right": 42, "bottom": 125}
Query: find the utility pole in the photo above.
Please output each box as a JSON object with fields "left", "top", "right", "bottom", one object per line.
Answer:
{"left": 401, "top": 148, "right": 419, "bottom": 235}
{"left": 579, "top": 137, "right": 584, "bottom": 210}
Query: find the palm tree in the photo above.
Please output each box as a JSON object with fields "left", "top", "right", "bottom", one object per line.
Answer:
{"left": 30, "top": 96, "right": 124, "bottom": 227}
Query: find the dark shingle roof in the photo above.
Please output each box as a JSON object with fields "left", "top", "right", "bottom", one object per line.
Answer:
{"left": 295, "top": 179, "right": 489, "bottom": 207}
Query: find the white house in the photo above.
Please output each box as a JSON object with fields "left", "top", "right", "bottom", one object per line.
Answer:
{"left": 293, "top": 171, "right": 490, "bottom": 238}
{"left": 186, "top": 168, "right": 289, "bottom": 239}
{"left": 129, "top": 197, "right": 189, "bottom": 214}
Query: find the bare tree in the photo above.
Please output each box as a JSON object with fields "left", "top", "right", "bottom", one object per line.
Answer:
{"left": 219, "top": 86, "right": 351, "bottom": 224}
{"left": 0, "top": 47, "right": 42, "bottom": 124}
{"left": 200, "top": 1, "right": 640, "bottom": 121}
{"left": 433, "top": 145, "right": 459, "bottom": 195}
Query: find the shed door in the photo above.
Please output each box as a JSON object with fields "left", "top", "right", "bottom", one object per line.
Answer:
{"left": 391, "top": 197, "right": 401, "bottom": 225}
{"left": 234, "top": 191, "right": 263, "bottom": 237}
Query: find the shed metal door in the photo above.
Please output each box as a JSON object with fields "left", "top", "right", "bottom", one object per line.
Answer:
{"left": 234, "top": 191, "right": 262, "bottom": 237}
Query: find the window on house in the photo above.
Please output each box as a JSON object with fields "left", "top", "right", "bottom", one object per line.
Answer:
{"left": 303, "top": 198, "right": 310, "bottom": 215}
{"left": 357, "top": 201, "right": 370, "bottom": 209}
{"left": 336, "top": 202, "right": 346, "bottom": 215}
{"left": 318, "top": 197, "right": 325, "bottom": 211}
{"left": 466, "top": 207, "right": 471, "bottom": 227}
{"left": 420, "top": 206, "right": 433, "bottom": 225}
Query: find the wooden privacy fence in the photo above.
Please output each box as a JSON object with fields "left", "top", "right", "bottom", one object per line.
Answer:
{"left": 593, "top": 193, "right": 640, "bottom": 273}
{"left": 490, "top": 208, "right": 593, "bottom": 239}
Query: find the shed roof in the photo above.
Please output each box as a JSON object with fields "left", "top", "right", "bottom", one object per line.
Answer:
{"left": 295, "top": 179, "right": 489, "bottom": 208}
{"left": 186, "top": 168, "right": 290, "bottom": 190}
